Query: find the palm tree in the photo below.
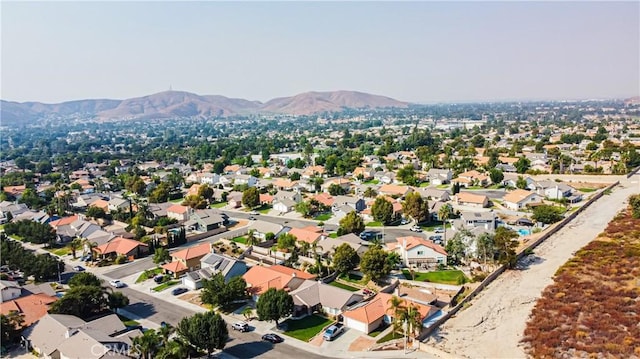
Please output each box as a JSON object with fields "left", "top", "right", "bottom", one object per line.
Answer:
{"left": 246, "top": 230, "right": 259, "bottom": 247}
{"left": 158, "top": 323, "right": 175, "bottom": 346}
{"left": 386, "top": 296, "right": 406, "bottom": 338}
{"left": 82, "top": 239, "right": 99, "bottom": 260}
{"left": 438, "top": 204, "right": 453, "bottom": 246}
{"left": 156, "top": 339, "right": 193, "bottom": 359}
{"left": 67, "top": 237, "right": 83, "bottom": 259}
{"left": 363, "top": 187, "right": 378, "bottom": 198}
{"left": 299, "top": 241, "right": 311, "bottom": 258}
{"left": 132, "top": 329, "right": 160, "bottom": 359}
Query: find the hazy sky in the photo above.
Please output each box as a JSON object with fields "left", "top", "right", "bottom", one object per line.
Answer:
{"left": 2, "top": 1, "right": 638, "bottom": 104}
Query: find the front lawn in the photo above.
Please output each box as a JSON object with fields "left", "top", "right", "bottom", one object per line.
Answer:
{"left": 231, "top": 236, "right": 247, "bottom": 244}
{"left": 339, "top": 272, "right": 365, "bottom": 284}
{"left": 210, "top": 201, "right": 228, "bottom": 208}
{"left": 402, "top": 269, "right": 468, "bottom": 285}
{"left": 377, "top": 330, "right": 402, "bottom": 343}
{"left": 328, "top": 281, "right": 359, "bottom": 292}
{"left": 283, "top": 315, "right": 333, "bottom": 342}
{"left": 255, "top": 204, "right": 272, "bottom": 214}
{"left": 135, "top": 267, "right": 163, "bottom": 283}
{"left": 363, "top": 180, "right": 380, "bottom": 185}
{"left": 48, "top": 247, "right": 71, "bottom": 256}
{"left": 117, "top": 314, "right": 140, "bottom": 327}
{"left": 152, "top": 280, "right": 179, "bottom": 292}
{"left": 576, "top": 187, "right": 597, "bottom": 193}
{"left": 314, "top": 213, "right": 332, "bottom": 221}
{"left": 419, "top": 221, "right": 452, "bottom": 231}
{"left": 170, "top": 197, "right": 185, "bottom": 203}
{"left": 366, "top": 221, "right": 383, "bottom": 227}
{"left": 368, "top": 323, "right": 390, "bottom": 338}
{"left": 328, "top": 233, "right": 338, "bottom": 239}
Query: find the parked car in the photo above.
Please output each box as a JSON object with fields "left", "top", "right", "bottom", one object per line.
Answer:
{"left": 262, "top": 333, "right": 284, "bottom": 343}
{"left": 410, "top": 225, "right": 422, "bottom": 232}
{"left": 250, "top": 211, "right": 259, "bottom": 215}
{"left": 109, "top": 280, "right": 125, "bottom": 288}
{"left": 153, "top": 275, "right": 165, "bottom": 284}
{"left": 72, "top": 265, "right": 85, "bottom": 272}
{"left": 400, "top": 218, "right": 410, "bottom": 225}
{"left": 171, "top": 287, "right": 188, "bottom": 296}
{"left": 323, "top": 323, "right": 345, "bottom": 341}
{"left": 248, "top": 216, "right": 257, "bottom": 221}
{"left": 81, "top": 254, "right": 92, "bottom": 262}
{"left": 232, "top": 322, "right": 249, "bottom": 332}
{"left": 434, "top": 227, "right": 445, "bottom": 233}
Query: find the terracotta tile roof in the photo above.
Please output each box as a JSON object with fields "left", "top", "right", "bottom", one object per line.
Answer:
{"left": 94, "top": 237, "right": 148, "bottom": 256}
{"left": 0, "top": 293, "right": 57, "bottom": 327}
{"left": 503, "top": 189, "right": 536, "bottom": 204}
{"left": 3, "top": 185, "right": 26, "bottom": 196}
{"left": 187, "top": 184, "right": 201, "bottom": 197}
{"left": 273, "top": 179, "right": 298, "bottom": 188}
{"left": 170, "top": 242, "right": 211, "bottom": 261}
{"left": 313, "top": 193, "right": 335, "bottom": 207}
{"left": 379, "top": 184, "right": 411, "bottom": 195}
{"left": 456, "top": 192, "right": 488, "bottom": 204}
{"left": 343, "top": 292, "right": 392, "bottom": 324}
{"left": 49, "top": 215, "right": 79, "bottom": 228}
{"left": 167, "top": 204, "right": 189, "bottom": 214}
{"left": 243, "top": 265, "right": 316, "bottom": 295}
{"left": 288, "top": 227, "right": 322, "bottom": 244}
{"left": 394, "top": 236, "right": 447, "bottom": 256}
{"left": 90, "top": 199, "right": 109, "bottom": 211}
{"left": 259, "top": 193, "right": 274, "bottom": 204}
{"left": 162, "top": 261, "right": 188, "bottom": 273}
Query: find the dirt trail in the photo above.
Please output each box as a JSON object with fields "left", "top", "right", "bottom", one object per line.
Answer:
{"left": 430, "top": 179, "right": 639, "bottom": 358}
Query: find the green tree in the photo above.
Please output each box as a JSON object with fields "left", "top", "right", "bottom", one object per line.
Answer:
{"left": 516, "top": 176, "right": 528, "bottom": 189}
{"left": 360, "top": 246, "right": 392, "bottom": 283}
{"left": 1, "top": 312, "right": 24, "bottom": 345}
{"left": 445, "top": 232, "right": 467, "bottom": 266}
{"left": 532, "top": 205, "right": 564, "bottom": 224}
{"left": 515, "top": 156, "right": 531, "bottom": 174}
{"left": 331, "top": 243, "right": 360, "bottom": 274}
{"left": 181, "top": 194, "right": 207, "bottom": 209}
{"left": 328, "top": 183, "right": 346, "bottom": 196}
{"left": 372, "top": 197, "right": 394, "bottom": 225}
{"left": 242, "top": 187, "right": 260, "bottom": 208}
{"left": 488, "top": 168, "right": 504, "bottom": 185}
{"left": 438, "top": 203, "right": 453, "bottom": 245}
{"left": 256, "top": 288, "right": 294, "bottom": 327}
{"left": 198, "top": 184, "right": 214, "bottom": 204}
{"left": 68, "top": 272, "right": 102, "bottom": 287}
{"left": 107, "top": 291, "right": 130, "bottom": 313}
{"left": 363, "top": 187, "right": 378, "bottom": 198}
{"left": 67, "top": 237, "right": 83, "bottom": 259}
{"left": 86, "top": 206, "right": 107, "bottom": 219}
{"left": 153, "top": 247, "right": 171, "bottom": 264}
{"left": 277, "top": 233, "right": 297, "bottom": 252}
{"left": 397, "top": 165, "right": 418, "bottom": 185}
{"left": 338, "top": 211, "right": 365, "bottom": 234}
{"left": 493, "top": 227, "right": 519, "bottom": 269}
{"left": 177, "top": 311, "right": 229, "bottom": 356}
{"left": 49, "top": 285, "right": 109, "bottom": 320}
{"left": 201, "top": 273, "right": 247, "bottom": 311}
{"left": 295, "top": 201, "right": 312, "bottom": 218}
{"left": 156, "top": 338, "right": 193, "bottom": 359}
{"left": 132, "top": 328, "right": 161, "bottom": 359}
{"left": 402, "top": 192, "right": 429, "bottom": 223}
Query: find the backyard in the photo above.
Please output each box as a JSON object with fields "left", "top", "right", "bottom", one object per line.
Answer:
{"left": 282, "top": 315, "right": 333, "bottom": 342}
{"left": 328, "top": 280, "right": 359, "bottom": 292}
{"left": 402, "top": 269, "right": 468, "bottom": 285}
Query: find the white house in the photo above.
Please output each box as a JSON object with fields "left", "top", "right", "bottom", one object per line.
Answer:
{"left": 503, "top": 189, "right": 543, "bottom": 210}
{"left": 166, "top": 204, "right": 191, "bottom": 222}
{"left": 388, "top": 236, "right": 447, "bottom": 268}
{"left": 0, "top": 280, "right": 22, "bottom": 303}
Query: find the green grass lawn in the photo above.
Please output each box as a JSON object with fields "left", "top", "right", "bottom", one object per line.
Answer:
{"left": 418, "top": 182, "right": 431, "bottom": 187}
{"left": 170, "top": 197, "right": 185, "bottom": 203}
{"left": 48, "top": 247, "right": 71, "bottom": 256}
{"left": 314, "top": 213, "right": 332, "bottom": 221}
{"left": 328, "top": 233, "right": 338, "bottom": 238}
{"left": 328, "top": 281, "right": 359, "bottom": 292}
{"left": 363, "top": 179, "right": 380, "bottom": 185}
{"left": 231, "top": 236, "right": 247, "bottom": 244}
{"left": 368, "top": 323, "right": 390, "bottom": 338}
{"left": 436, "top": 184, "right": 450, "bottom": 189}
{"left": 135, "top": 267, "right": 163, "bottom": 283}
{"left": 210, "top": 201, "right": 228, "bottom": 208}
{"left": 254, "top": 204, "right": 272, "bottom": 214}
{"left": 283, "top": 315, "right": 333, "bottom": 342}
{"left": 402, "top": 269, "right": 468, "bottom": 285}
{"left": 366, "top": 221, "right": 383, "bottom": 227}
{"left": 577, "top": 187, "right": 597, "bottom": 193}
{"left": 339, "top": 272, "right": 365, "bottom": 284}
{"left": 152, "top": 280, "right": 179, "bottom": 292}
{"left": 376, "top": 330, "right": 402, "bottom": 343}
{"left": 117, "top": 314, "right": 140, "bottom": 327}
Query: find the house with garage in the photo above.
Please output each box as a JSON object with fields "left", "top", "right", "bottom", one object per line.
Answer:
{"left": 107, "top": 197, "right": 130, "bottom": 213}
{"left": 325, "top": 233, "right": 368, "bottom": 257}
{"left": 288, "top": 226, "right": 325, "bottom": 245}
{"left": 243, "top": 265, "right": 316, "bottom": 301}
{"left": 247, "top": 220, "right": 284, "bottom": 240}
{"left": 321, "top": 178, "right": 352, "bottom": 193}
{"left": 332, "top": 195, "right": 366, "bottom": 212}
{"left": 417, "top": 188, "right": 450, "bottom": 202}
{"left": 378, "top": 184, "right": 414, "bottom": 199}
{"left": 0, "top": 293, "right": 57, "bottom": 327}
{"left": 387, "top": 236, "right": 447, "bottom": 268}
{"left": 503, "top": 189, "right": 543, "bottom": 211}
{"left": 455, "top": 192, "right": 489, "bottom": 208}
{"left": 457, "top": 211, "right": 497, "bottom": 231}
{"left": 426, "top": 168, "right": 452, "bottom": 185}
{"left": 166, "top": 204, "right": 191, "bottom": 222}
{"left": 0, "top": 280, "right": 23, "bottom": 303}
{"left": 182, "top": 252, "right": 247, "bottom": 290}
{"left": 532, "top": 180, "right": 577, "bottom": 200}
{"left": 162, "top": 242, "right": 213, "bottom": 278}
{"left": 290, "top": 280, "right": 364, "bottom": 317}
{"left": 93, "top": 237, "right": 149, "bottom": 260}
{"left": 184, "top": 209, "right": 226, "bottom": 232}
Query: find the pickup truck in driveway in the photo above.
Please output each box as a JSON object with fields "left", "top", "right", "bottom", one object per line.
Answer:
{"left": 323, "top": 323, "right": 344, "bottom": 341}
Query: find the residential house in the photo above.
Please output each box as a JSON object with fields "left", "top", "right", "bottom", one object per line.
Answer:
{"left": 288, "top": 226, "right": 324, "bottom": 245}
{"left": 0, "top": 280, "right": 22, "bottom": 303}
{"left": 227, "top": 192, "right": 244, "bottom": 208}
{"left": 417, "top": 188, "right": 450, "bottom": 202}
{"left": 332, "top": 195, "right": 366, "bottom": 212}
{"left": 72, "top": 193, "right": 106, "bottom": 210}
{"left": 247, "top": 220, "right": 284, "bottom": 240}
{"left": 233, "top": 174, "right": 258, "bottom": 188}
{"left": 388, "top": 236, "right": 448, "bottom": 268}
{"left": 321, "top": 178, "right": 352, "bottom": 193}
{"left": 93, "top": 237, "right": 149, "bottom": 260}
{"left": 162, "top": 242, "right": 212, "bottom": 278}
{"left": 302, "top": 165, "right": 326, "bottom": 179}
{"left": 313, "top": 193, "right": 335, "bottom": 208}
{"left": 273, "top": 179, "right": 299, "bottom": 191}
{"left": 426, "top": 168, "right": 452, "bottom": 185}
{"left": 373, "top": 171, "right": 396, "bottom": 184}
{"left": 0, "top": 293, "right": 57, "bottom": 327}
{"left": 378, "top": 184, "right": 413, "bottom": 199}
{"left": 325, "top": 233, "right": 368, "bottom": 257}
{"left": 352, "top": 167, "right": 374, "bottom": 181}
{"left": 495, "top": 163, "right": 517, "bottom": 173}
{"left": 458, "top": 211, "right": 497, "bottom": 231}
{"left": 182, "top": 252, "right": 247, "bottom": 290}
{"left": 274, "top": 190, "right": 303, "bottom": 204}
{"left": 243, "top": 265, "right": 316, "bottom": 301}
{"left": 455, "top": 170, "right": 490, "bottom": 187}
{"left": 166, "top": 204, "right": 192, "bottom": 222}
{"left": 0, "top": 201, "right": 29, "bottom": 223}
{"left": 273, "top": 198, "right": 297, "bottom": 214}
{"left": 503, "top": 189, "right": 543, "bottom": 210}
{"left": 290, "top": 280, "right": 364, "bottom": 317}
{"left": 185, "top": 209, "right": 226, "bottom": 232}
{"left": 3, "top": 185, "right": 26, "bottom": 200}
{"left": 107, "top": 197, "right": 129, "bottom": 213}
{"left": 23, "top": 313, "right": 140, "bottom": 359}
{"left": 455, "top": 192, "right": 489, "bottom": 208}
{"left": 533, "top": 180, "right": 576, "bottom": 200}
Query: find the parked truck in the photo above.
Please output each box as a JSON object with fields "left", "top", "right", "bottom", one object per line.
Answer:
{"left": 323, "top": 323, "right": 344, "bottom": 341}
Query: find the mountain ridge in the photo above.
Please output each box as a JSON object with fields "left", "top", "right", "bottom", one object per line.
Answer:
{"left": 1, "top": 90, "right": 409, "bottom": 124}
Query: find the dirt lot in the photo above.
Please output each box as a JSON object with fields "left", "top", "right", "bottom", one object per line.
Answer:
{"left": 428, "top": 179, "right": 638, "bottom": 358}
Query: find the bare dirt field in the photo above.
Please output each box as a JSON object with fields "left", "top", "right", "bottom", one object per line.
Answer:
{"left": 428, "top": 178, "right": 639, "bottom": 358}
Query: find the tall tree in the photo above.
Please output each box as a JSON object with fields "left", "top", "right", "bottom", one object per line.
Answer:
{"left": 402, "top": 192, "right": 429, "bottom": 223}
{"left": 372, "top": 197, "right": 394, "bottom": 225}
{"left": 242, "top": 187, "right": 260, "bottom": 208}
{"left": 331, "top": 243, "right": 360, "bottom": 274}
{"left": 488, "top": 168, "right": 504, "bottom": 185}
{"left": 132, "top": 329, "right": 161, "bottom": 359}
{"left": 493, "top": 227, "right": 519, "bottom": 269}
{"left": 153, "top": 247, "right": 171, "bottom": 264}
{"left": 360, "top": 246, "right": 393, "bottom": 283}
{"left": 177, "top": 311, "right": 229, "bottom": 356}
{"left": 68, "top": 272, "right": 102, "bottom": 287}
{"left": 338, "top": 211, "right": 365, "bottom": 235}
{"left": 201, "top": 273, "right": 247, "bottom": 311}
{"left": 107, "top": 291, "right": 130, "bottom": 313}
{"left": 256, "top": 288, "right": 293, "bottom": 327}
{"left": 438, "top": 203, "right": 453, "bottom": 246}
{"left": 49, "top": 285, "right": 109, "bottom": 320}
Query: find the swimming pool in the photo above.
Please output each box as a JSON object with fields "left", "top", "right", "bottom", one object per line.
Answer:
{"left": 518, "top": 228, "right": 531, "bottom": 236}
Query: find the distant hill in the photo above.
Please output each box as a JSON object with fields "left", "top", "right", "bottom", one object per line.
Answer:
{"left": 1, "top": 90, "right": 409, "bottom": 124}
{"left": 260, "top": 91, "right": 408, "bottom": 115}
{"left": 624, "top": 96, "right": 640, "bottom": 106}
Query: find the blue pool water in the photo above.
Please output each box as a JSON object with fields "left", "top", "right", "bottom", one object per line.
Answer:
{"left": 518, "top": 228, "right": 531, "bottom": 236}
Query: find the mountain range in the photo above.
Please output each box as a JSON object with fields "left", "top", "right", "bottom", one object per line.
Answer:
{"left": 0, "top": 90, "right": 409, "bottom": 124}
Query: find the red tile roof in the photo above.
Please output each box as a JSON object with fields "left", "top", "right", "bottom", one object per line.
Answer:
{"left": 0, "top": 293, "right": 57, "bottom": 327}
{"left": 170, "top": 242, "right": 211, "bottom": 261}
{"left": 49, "top": 215, "right": 79, "bottom": 228}
{"left": 162, "top": 261, "right": 188, "bottom": 273}
{"left": 94, "top": 237, "right": 148, "bottom": 256}
{"left": 243, "top": 265, "right": 316, "bottom": 295}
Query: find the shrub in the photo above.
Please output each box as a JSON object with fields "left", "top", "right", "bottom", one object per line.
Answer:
{"left": 114, "top": 255, "right": 127, "bottom": 265}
